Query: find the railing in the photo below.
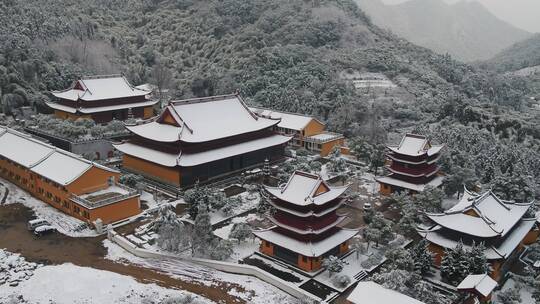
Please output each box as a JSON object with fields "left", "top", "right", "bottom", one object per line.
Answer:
{"left": 71, "top": 185, "right": 139, "bottom": 209}
{"left": 303, "top": 132, "right": 344, "bottom": 144}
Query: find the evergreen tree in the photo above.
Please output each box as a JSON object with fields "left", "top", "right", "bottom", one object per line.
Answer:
{"left": 191, "top": 204, "right": 213, "bottom": 256}
{"left": 468, "top": 242, "right": 489, "bottom": 275}
{"left": 411, "top": 239, "right": 434, "bottom": 275}
{"left": 153, "top": 205, "right": 189, "bottom": 252}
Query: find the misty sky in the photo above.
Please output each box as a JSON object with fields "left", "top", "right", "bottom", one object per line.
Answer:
{"left": 381, "top": 0, "right": 540, "bottom": 33}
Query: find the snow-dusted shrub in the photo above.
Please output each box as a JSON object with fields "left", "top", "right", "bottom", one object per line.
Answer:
{"left": 331, "top": 274, "right": 351, "bottom": 288}
{"left": 496, "top": 286, "right": 522, "bottom": 304}
{"left": 360, "top": 251, "right": 383, "bottom": 269}
{"left": 322, "top": 255, "right": 345, "bottom": 277}
{"left": 163, "top": 295, "right": 204, "bottom": 304}
{"left": 229, "top": 222, "right": 252, "bottom": 243}
{"left": 209, "top": 239, "right": 233, "bottom": 261}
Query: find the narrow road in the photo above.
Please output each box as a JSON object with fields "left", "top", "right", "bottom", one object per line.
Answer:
{"left": 0, "top": 203, "right": 244, "bottom": 303}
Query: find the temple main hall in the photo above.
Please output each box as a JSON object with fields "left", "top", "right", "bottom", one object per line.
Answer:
{"left": 114, "top": 94, "right": 291, "bottom": 187}
{"left": 48, "top": 74, "right": 157, "bottom": 123}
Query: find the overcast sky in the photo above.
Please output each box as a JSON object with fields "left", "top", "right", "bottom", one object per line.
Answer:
{"left": 381, "top": 0, "right": 540, "bottom": 33}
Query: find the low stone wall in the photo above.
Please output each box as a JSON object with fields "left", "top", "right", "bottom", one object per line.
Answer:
{"left": 108, "top": 230, "right": 319, "bottom": 302}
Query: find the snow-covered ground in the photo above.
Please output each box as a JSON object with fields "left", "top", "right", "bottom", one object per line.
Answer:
{"left": 213, "top": 213, "right": 262, "bottom": 261}
{"left": 103, "top": 240, "right": 298, "bottom": 304}
{"left": 493, "top": 277, "right": 535, "bottom": 303}
{"left": 1, "top": 179, "right": 97, "bottom": 237}
{"left": 208, "top": 191, "right": 261, "bottom": 225}
{"left": 0, "top": 263, "right": 212, "bottom": 304}
{"left": 0, "top": 250, "right": 41, "bottom": 287}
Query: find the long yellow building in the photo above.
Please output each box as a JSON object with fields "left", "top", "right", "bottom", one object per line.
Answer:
{"left": 0, "top": 127, "right": 141, "bottom": 225}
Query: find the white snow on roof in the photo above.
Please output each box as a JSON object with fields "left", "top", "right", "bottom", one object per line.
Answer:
{"left": 31, "top": 151, "right": 93, "bottom": 186}
{"left": 169, "top": 96, "right": 278, "bottom": 143}
{"left": 388, "top": 133, "right": 443, "bottom": 157}
{"left": 375, "top": 175, "right": 444, "bottom": 192}
{"left": 457, "top": 274, "right": 497, "bottom": 297}
{"left": 46, "top": 100, "right": 158, "bottom": 114}
{"left": 126, "top": 121, "right": 181, "bottom": 142}
{"left": 0, "top": 127, "right": 118, "bottom": 185}
{"left": 113, "top": 142, "right": 177, "bottom": 167}
{"left": 0, "top": 131, "right": 54, "bottom": 167}
{"left": 427, "top": 190, "right": 533, "bottom": 238}
{"left": 249, "top": 107, "right": 319, "bottom": 131}
{"left": 393, "top": 134, "right": 428, "bottom": 155}
{"left": 52, "top": 75, "right": 149, "bottom": 101}
{"left": 265, "top": 171, "right": 349, "bottom": 206}
{"left": 253, "top": 227, "right": 357, "bottom": 257}
{"left": 44, "top": 102, "right": 77, "bottom": 113}
{"left": 178, "top": 134, "right": 290, "bottom": 167}
{"left": 347, "top": 281, "right": 426, "bottom": 304}
{"left": 114, "top": 134, "right": 291, "bottom": 167}
{"left": 421, "top": 218, "right": 536, "bottom": 260}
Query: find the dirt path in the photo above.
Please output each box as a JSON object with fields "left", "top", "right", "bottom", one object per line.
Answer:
{"left": 0, "top": 203, "right": 244, "bottom": 303}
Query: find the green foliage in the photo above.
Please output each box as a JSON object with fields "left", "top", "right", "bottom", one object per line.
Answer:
{"left": 440, "top": 242, "right": 489, "bottom": 285}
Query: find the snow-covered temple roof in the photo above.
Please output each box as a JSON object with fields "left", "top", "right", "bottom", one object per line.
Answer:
{"left": 457, "top": 274, "right": 497, "bottom": 298}
{"left": 113, "top": 134, "right": 291, "bottom": 167}
{"left": 51, "top": 75, "right": 150, "bottom": 102}
{"left": 347, "top": 281, "right": 426, "bottom": 304}
{"left": 426, "top": 189, "right": 533, "bottom": 238}
{"left": 253, "top": 227, "right": 357, "bottom": 257}
{"left": 45, "top": 100, "right": 158, "bottom": 114}
{"left": 0, "top": 127, "right": 117, "bottom": 185}
{"left": 265, "top": 171, "right": 349, "bottom": 206}
{"left": 375, "top": 175, "right": 444, "bottom": 192}
{"left": 249, "top": 107, "right": 323, "bottom": 131}
{"left": 387, "top": 133, "right": 443, "bottom": 157}
{"left": 419, "top": 218, "right": 536, "bottom": 260}
{"left": 128, "top": 95, "right": 280, "bottom": 143}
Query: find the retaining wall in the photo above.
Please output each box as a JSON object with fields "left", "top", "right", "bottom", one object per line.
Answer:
{"left": 108, "top": 230, "right": 319, "bottom": 302}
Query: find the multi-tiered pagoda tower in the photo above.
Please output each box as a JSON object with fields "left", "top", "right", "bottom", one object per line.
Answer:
{"left": 376, "top": 133, "right": 444, "bottom": 195}
{"left": 254, "top": 171, "right": 358, "bottom": 272}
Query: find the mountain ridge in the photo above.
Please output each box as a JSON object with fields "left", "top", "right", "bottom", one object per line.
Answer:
{"left": 356, "top": 0, "right": 531, "bottom": 62}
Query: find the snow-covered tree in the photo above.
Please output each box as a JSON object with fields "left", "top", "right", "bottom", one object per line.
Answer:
{"left": 384, "top": 247, "right": 414, "bottom": 272}
{"left": 497, "top": 286, "right": 522, "bottom": 304}
{"left": 372, "top": 269, "right": 454, "bottom": 304}
{"left": 410, "top": 239, "right": 434, "bottom": 275}
{"left": 331, "top": 273, "right": 351, "bottom": 288}
{"left": 443, "top": 166, "right": 477, "bottom": 198}
{"left": 191, "top": 204, "right": 213, "bottom": 256}
{"left": 209, "top": 239, "right": 233, "bottom": 261}
{"left": 467, "top": 242, "right": 489, "bottom": 275}
{"left": 327, "top": 146, "right": 349, "bottom": 183}
{"left": 441, "top": 242, "right": 488, "bottom": 285}
{"left": 322, "top": 255, "right": 345, "bottom": 277}
{"left": 229, "top": 222, "right": 252, "bottom": 243}
{"left": 153, "top": 205, "right": 189, "bottom": 252}
{"left": 364, "top": 213, "right": 393, "bottom": 249}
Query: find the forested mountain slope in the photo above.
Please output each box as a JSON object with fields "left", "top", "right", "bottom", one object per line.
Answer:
{"left": 481, "top": 34, "right": 540, "bottom": 73}
{"left": 355, "top": 0, "right": 531, "bottom": 62}
{"left": 0, "top": 0, "right": 538, "bottom": 197}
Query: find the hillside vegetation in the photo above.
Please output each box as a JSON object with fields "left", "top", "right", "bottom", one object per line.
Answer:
{"left": 482, "top": 34, "right": 540, "bottom": 73}
{"left": 0, "top": 0, "right": 539, "bottom": 197}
